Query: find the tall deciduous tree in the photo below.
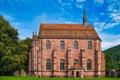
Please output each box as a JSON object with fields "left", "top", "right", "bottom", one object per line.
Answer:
{"left": 0, "top": 15, "right": 32, "bottom": 75}
{"left": 17, "top": 38, "right": 32, "bottom": 73}
{"left": 0, "top": 15, "right": 19, "bottom": 75}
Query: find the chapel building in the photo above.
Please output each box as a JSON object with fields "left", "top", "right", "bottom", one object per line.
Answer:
{"left": 28, "top": 3, "right": 105, "bottom": 78}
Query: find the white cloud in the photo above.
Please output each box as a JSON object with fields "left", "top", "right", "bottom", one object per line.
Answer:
{"left": 108, "top": 5, "right": 116, "bottom": 13}
{"left": 58, "top": 0, "right": 72, "bottom": 6}
{"left": 94, "top": 22, "right": 105, "bottom": 29}
{"left": 3, "top": 14, "right": 14, "bottom": 21}
{"left": 94, "top": 22, "right": 119, "bottom": 31}
{"left": 11, "top": 22, "right": 22, "bottom": 28}
{"left": 75, "top": 0, "right": 85, "bottom": 9}
{"left": 105, "top": 23, "right": 119, "bottom": 29}
{"left": 110, "top": 13, "right": 120, "bottom": 23}
{"left": 102, "top": 41, "right": 120, "bottom": 50}
{"left": 94, "top": 22, "right": 120, "bottom": 50}
{"left": 7, "top": 0, "right": 26, "bottom": 2}
{"left": 92, "top": 0, "right": 120, "bottom": 33}
{"left": 36, "top": 13, "right": 47, "bottom": 23}
{"left": 107, "top": 0, "right": 120, "bottom": 12}
{"left": 2, "top": 14, "right": 22, "bottom": 29}
{"left": 76, "top": 4, "right": 83, "bottom": 9}
{"left": 1, "top": 14, "right": 32, "bottom": 39}
{"left": 76, "top": 0, "right": 85, "bottom": 2}
{"left": 94, "top": 0, "right": 104, "bottom": 5}
{"left": 0, "top": 0, "right": 28, "bottom": 6}
{"left": 114, "top": 16, "right": 120, "bottom": 23}
{"left": 107, "top": 0, "right": 120, "bottom": 23}
{"left": 64, "top": 21, "right": 77, "bottom": 24}
{"left": 99, "top": 32, "right": 120, "bottom": 50}
{"left": 58, "top": 0, "right": 85, "bottom": 7}
{"left": 58, "top": 0, "right": 62, "bottom": 3}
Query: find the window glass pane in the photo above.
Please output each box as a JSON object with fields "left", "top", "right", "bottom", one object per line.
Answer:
{"left": 74, "top": 41, "right": 78, "bottom": 49}
{"left": 88, "top": 41, "right": 92, "bottom": 49}
{"left": 87, "top": 60, "right": 92, "bottom": 70}
{"left": 60, "top": 59, "right": 65, "bottom": 70}
{"left": 46, "top": 41, "right": 51, "bottom": 49}
{"left": 46, "top": 59, "right": 51, "bottom": 70}
{"left": 60, "top": 41, "right": 64, "bottom": 49}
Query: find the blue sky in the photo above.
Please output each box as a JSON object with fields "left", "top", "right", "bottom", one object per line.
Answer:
{"left": 0, "top": 0, "right": 120, "bottom": 50}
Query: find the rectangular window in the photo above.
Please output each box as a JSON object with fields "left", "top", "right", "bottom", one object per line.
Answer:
{"left": 46, "top": 41, "right": 51, "bottom": 49}
{"left": 60, "top": 41, "right": 65, "bottom": 49}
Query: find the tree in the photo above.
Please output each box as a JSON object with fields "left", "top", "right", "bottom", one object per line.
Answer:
{"left": 103, "top": 45, "right": 120, "bottom": 76}
{"left": 105, "top": 53, "right": 117, "bottom": 71}
{"left": 17, "top": 38, "right": 32, "bottom": 73}
{"left": 0, "top": 15, "right": 19, "bottom": 75}
{"left": 0, "top": 15, "right": 32, "bottom": 75}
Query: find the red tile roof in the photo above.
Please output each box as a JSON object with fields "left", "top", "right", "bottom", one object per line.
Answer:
{"left": 39, "top": 24, "right": 101, "bottom": 40}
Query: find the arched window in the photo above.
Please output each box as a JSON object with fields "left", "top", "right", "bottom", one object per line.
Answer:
{"left": 88, "top": 41, "right": 92, "bottom": 49}
{"left": 60, "top": 41, "right": 65, "bottom": 49}
{"left": 87, "top": 59, "right": 92, "bottom": 70}
{"left": 46, "top": 41, "right": 51, "bottom": 49}
{"left": 60, "top": 59, "right": 65, "bottom": 70}
{"left": 74, "top": 59, "right": 78, "bottom": 64}
{"left": 46, "top": 59, "right": 51, "bottom": 70}
{"left": 74, "top": 41, "right": 78, "bottom": 49}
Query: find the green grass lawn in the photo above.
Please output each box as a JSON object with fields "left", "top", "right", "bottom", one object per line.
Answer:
{"left": 0, "top": 76, "right": 119, "bottom": 80}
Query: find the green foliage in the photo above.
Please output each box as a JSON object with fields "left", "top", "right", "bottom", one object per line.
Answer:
{"left": 17, "top": 38, "right": 32, "bottom": 72}
{"left": 0, "top": 15, "right": 19, "bottom": 72}
{"left": 0, "top": 15, "right": 32, "bottom": 75}
{"left": 103, "top": 44, "right": 120, "bottom": 71}
{"left": 104, "top": 53, "right": 117, "bottom": 71}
